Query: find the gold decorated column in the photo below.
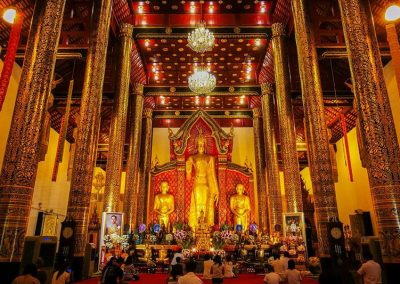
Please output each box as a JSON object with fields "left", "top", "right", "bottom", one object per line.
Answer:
{"left": 252, "top": 108, "right": 268, "bottom": 232}
{"left": 292, "top": 0, "right": 338, "bottom": 256}
{"left": 66, "top": 0, "right": 112, "bottom": 258}
{"left": 338, "top": 0, "right": 400, "bottom": 256}
{"left": 272, "top": 22, "right": 303, "bottom": 213}
{"left": 103, "top": 23, "right": 134, "bottom": 213}
{"left": 261, "top": 83, "right": 283, "bottom": 233}
{"left": 123, "top": 84, "right": 144, "bottom": 231}
{"left": 0, "top": 0, "right": 66, "bottom": 262}
{"left": 136, "top": 108, "right": 153, "bottom": 225}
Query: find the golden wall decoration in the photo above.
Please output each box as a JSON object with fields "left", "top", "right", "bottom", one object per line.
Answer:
{"left": 338, "top": 0, "right": 400, "bottom": 257}
{"left": 261, "top": 83, "right": 283, "bottom": 233}
{"left": 66, "top": 0, "right": 113, "bottom": 258}
{"left": 0, "top": 0, "right": 66, "bottom": 262}
{"left": 292, "top": 0, "right": 338, "bottom": 256}
{"left": 272, "top": 22, "right": 303, "bottom": 213}
{"left": 103, "top": 23, "right": 134, "bottom": 213}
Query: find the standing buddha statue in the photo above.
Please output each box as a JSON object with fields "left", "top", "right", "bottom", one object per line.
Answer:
{"left": 186, "top": 132, "right": 219, "bottom": 231}
{"left": 229, "top": 183, "right": 251, "bottom": 231}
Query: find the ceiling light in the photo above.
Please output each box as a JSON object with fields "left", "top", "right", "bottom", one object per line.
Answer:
{"left": 189, "top": 66, "right": 216, "bottom": 95}
{"left": 255, "top": 39, "right": 261, "bottom": 46}
{"left": 2, "top": 8, "right": 16, "bottom": 24}
{"left": 144, "top": 39, "right": 150, "bottom": 47}
{"left": 138, "top": 2, "right": 144, "bottom": 14}
{"left": 385, "top": 5, "right": 400, "bottom": 22}
{"left": 187, "top": 23, "right": 215, "bottom": 53}
{"left": 190, "top": 2, "right": 196, "bottom": 13}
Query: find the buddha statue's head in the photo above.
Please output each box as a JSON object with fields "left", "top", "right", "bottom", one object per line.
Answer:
{"left": 160, "top": 181, "right": 169, "bottom": 193}
{"left": 196, "top": 133, "right": 206, "bottom": 154}
{"left": 236, "top": 183, "right": 245, "bottom": 195}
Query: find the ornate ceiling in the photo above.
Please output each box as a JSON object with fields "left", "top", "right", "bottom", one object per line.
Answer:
{"left": 0, "top": 0, "right": 397, "bottom": 168}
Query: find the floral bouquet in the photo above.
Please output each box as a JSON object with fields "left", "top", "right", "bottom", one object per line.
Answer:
{"left": 308, "top": 256, "right": 321, "bottom": 275}
{"left": 212, "top": 231, "right": 225, "bottom": 249}
{"left": 221, "top": 230, "right": 233, "bottom": 244}
{"left": 165, "top": 233, "right": 173, "bottom": 243}
{"left": 173, "top": 224, "right": 193, "bottom": 249}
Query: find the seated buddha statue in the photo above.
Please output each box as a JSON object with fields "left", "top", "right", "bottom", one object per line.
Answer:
{"left": 230, "top": 183, "right": 251, "bottom": 231}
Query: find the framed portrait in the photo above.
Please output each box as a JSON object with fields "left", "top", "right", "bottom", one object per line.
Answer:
{"left": 282, "top": 212, "right": 306, "bottom": 240}
{"left": 99, "top": 212, "right": 124, "bottom": 270}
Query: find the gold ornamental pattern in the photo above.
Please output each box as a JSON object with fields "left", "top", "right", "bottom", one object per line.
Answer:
{"left": 261, "top": 84, "right": 283, "bottom": 233}
{"left": 272, "top": 22, "right": 303, "bottom": 213}
{"left": 66, "top": 0, "right": 113, "bottom": 257}
{"left": 0, "top": 0, "right": 66, "bottom": 262}
{"left": 292, "top": 0, "right": 338, "bottom": 256}
{"left": 103, "top": 23, "right": 134, "bottom": 213}
{"left": 252, "top": 108, "right": 268, "bottom": 232}
{"left": 123, "top": 89, "right": 144, "bottom": 231}
{"left": 338, "top": 0, "right": 400, "bottom": 256}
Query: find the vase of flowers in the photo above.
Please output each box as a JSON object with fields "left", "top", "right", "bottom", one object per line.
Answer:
{"left": 308, "top": 257, "right": 321, "bottom": 275}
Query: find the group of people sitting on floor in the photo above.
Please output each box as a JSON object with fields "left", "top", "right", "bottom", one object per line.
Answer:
{"left": 12, "top": 259, "right": 71, "bottom": 284}
{"left": 170, "top": 253, "right": 237, "bottom": 283}
{"left": 100, "top": 255, "right": 140, "bottom": 284}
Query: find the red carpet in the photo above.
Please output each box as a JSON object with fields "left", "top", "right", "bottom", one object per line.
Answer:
{"left": 76, "top": 273, "right": 318, "bottom": 284}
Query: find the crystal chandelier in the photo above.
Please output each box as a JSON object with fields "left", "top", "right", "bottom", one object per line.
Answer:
{"left": 188, "top": 67, "right": 216, "bottom": 95}
{"left": 187, "top": 23, "right": 215, "bottom": 53}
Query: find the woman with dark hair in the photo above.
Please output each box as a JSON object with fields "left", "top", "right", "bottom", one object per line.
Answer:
{"left": 211, "top": 255, "right": 224, "bottom": 284}
{"left": 223, "top": 255, "right": 235, "bottom": 278}
{"left": 122, "top": 256, "right": 140, "bottom": 282}
{"left": 285, "top": 259, "right": 301, "bottom": 284}
{"left": 51, "top": 262, "right": 71, "bottom": 284}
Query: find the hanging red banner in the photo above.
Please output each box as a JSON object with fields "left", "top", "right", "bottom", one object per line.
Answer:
{"left": 0, "top": 15, "right": 22, "bottom": 111}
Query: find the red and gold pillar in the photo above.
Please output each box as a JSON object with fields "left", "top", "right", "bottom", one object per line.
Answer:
{"left": 123, "top": 84, "right": 144, "bottom": 231}
{"left": 292, "top": 0, "right": 338, "bottom": 256}
{"left": 253, "top": 108, "right": 268, "bottom": 232}
{"left": 272, "top": 22, "right": 303, "bottom": 213}
{"left": 0, "top": 0, "right": 66, "bottom": 262}
{"left": 261, "top": 83, "right": 283, "bottom": 233}
{"left": 103, "top": 23, "right": 134, "bottom": 213}
{"left": 136, "top": 108, "right": 153, "bottom": 225}
{"left": 338, "top": 0, "right": 400, "bottom": 256}
{"left": 66, "top": 0, "right": 112, "bottom": 257}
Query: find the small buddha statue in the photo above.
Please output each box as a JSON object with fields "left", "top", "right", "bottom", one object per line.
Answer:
{"left": 229, "top": 183, "right": 251, "bottom": 231}
{"left": 153, "top": 181, "right": 175, "bottom": 229}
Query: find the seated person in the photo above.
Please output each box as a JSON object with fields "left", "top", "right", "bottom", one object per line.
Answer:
{"left": 122, "top": 256, "right": 140, "bottom": 282}
{"left": 223, "top": 255, "right": 235, "bottom": 278}
{"left": 263, "top": 264, "right": 280, "bottom": 284}
{"left": 203, "top": 254, "right": 213, "bottom": 279}
{"left": 178, "top": 261, "right": 202, "bottom": 284}
{"left": 170, "top": 257, "right": 184, "bottom": 280}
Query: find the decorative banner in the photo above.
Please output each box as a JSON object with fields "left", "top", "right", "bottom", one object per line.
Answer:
{"left": 0, "top": 15, "right": 22, "bottom": 111}
{"left": 52, "top": 80, "right": 73, "bottom": 181}
{"left": 340, "top": 114, "right": 354, "bottom": 182}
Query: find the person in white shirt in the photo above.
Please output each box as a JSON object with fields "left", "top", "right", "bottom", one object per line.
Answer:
{"left": 268, "top": 253, "right": 285, "bottom": 281}
{"left": 357, "top": 250, "right": 382, "bottom": 284}
{"left": 223, "top": 255, "right": 235, "bottom": 278}
{"left": 285, "top": 259, "right": 302, "bottom": 284}
{"left": 203, "top": 254, "right": 213, "bottom": 279}
{"left": 172, "top": 249, "right": 185, "bottom": 265}
{"left": 178, "top": 261, "right": 203, "bottom": 284}
{"left": 263, "top": 265, "right": 280, "bottom": 284}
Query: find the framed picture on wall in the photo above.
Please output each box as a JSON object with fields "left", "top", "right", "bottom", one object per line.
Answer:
{"left": 283, "top": 212, "right": 306, "bottom": 239}
{"left": 99, "top": 212, "right": 124, "bottom": 269}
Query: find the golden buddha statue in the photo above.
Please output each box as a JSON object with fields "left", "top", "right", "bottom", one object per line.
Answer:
{"left": 153, "top": 181, "right": 175, "bottom": 229}
{"left": 186, "top": 133, "right": 219, "bottom": 230}
{"left": 229, "top": 183, "right": 251, "bottom": 231}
